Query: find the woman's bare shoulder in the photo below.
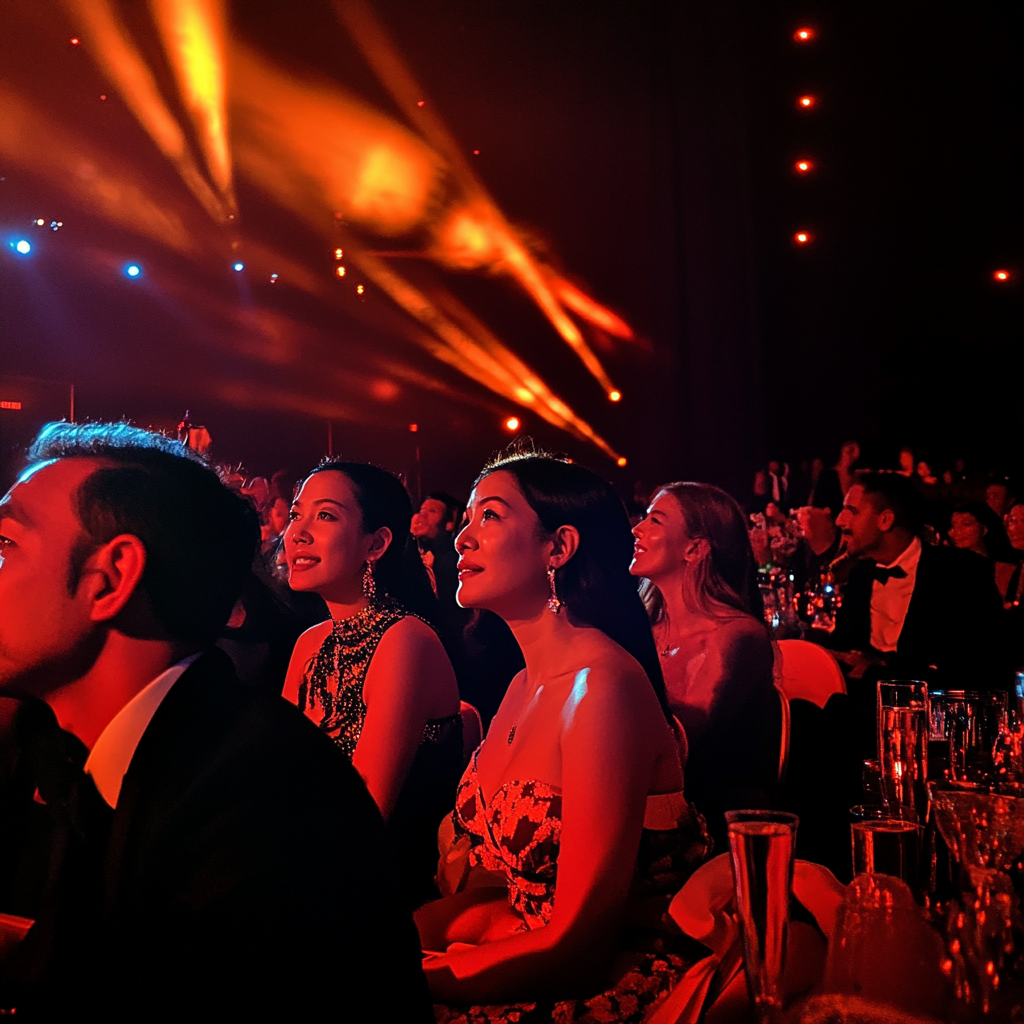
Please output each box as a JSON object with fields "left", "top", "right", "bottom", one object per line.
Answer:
{"left": 295, "top": 618, "right": 333, "bottom": 650}
{"left": 376, "top": 613, "right": 444, "bottom": 654}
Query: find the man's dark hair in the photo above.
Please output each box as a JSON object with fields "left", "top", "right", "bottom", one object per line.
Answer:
{"left": 858, "top": 471, "right": 924, "bottom": 534}
{"left": 27, "top": 421, "right": 260, "bottom": 645}
{"left": 427, "top": 491, "right": 465, "bottom": 528}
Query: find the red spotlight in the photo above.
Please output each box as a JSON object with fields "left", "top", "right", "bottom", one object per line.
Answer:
{"left": 409, "top": 423, "right": 418, "bottom": 433}
{"left": 608, "top": 390, "right": 622, "bottom": 402}
{"left": 797, "top": 95, "right": 816, "bottom": 110}
{"left": 793, "top": 231, "right": 813, "bottom": 246}
{"left": 616, "top": 457, "right": 628, "bottom": 468}
{"left": 504, "top": 416, "right": 520, "bottom": 432}
{"left": 793, "top": 27, "right": 815, "bottom": 42}
{"left": 794, "top": 159, "right": 815, "bottom": 174}
{"left": 69, "top": 37, "right": 80, "bottom": 46}
{"left": 993, "top": 269, "right": 1011, "bottom": 282}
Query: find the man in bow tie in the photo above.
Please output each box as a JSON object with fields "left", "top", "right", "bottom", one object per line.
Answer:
{"left": 0, "top": 422, "right": 431, "bottom": 1021}
{"left": 828, "top": 473, "right": 1006, "bottom": 754}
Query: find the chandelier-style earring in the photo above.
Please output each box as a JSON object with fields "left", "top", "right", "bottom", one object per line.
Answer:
{"left": 362, "top": 561, "right": 378, "bottom": 605}
{"left": 547, "top": 566, "right": 563, "bottom": 614}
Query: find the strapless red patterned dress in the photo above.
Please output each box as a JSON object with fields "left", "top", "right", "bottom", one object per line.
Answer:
{"left": 433, "top": 749, "right": 711, "bottom": 1024}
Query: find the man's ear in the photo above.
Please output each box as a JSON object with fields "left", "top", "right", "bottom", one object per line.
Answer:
{"left": 877, "top": 508, "right": 897, "bottom": 533}
{"left": 77, "top": 534, "right": 148, "bottom": 623}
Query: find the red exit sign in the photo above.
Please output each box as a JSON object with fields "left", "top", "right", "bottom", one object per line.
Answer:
{"left": 0, "top": 401, "right": 23, "bottom": 410}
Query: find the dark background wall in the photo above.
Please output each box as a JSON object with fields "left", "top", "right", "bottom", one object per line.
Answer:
{"left": 1, "top": 0, "right": 1021, "bottom": 500}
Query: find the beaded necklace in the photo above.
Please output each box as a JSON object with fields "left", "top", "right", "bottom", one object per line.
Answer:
{"left": 298, "top": 599, "right": 406, "bottom": 759}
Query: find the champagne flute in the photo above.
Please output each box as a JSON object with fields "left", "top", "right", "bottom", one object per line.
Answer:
{"left": 726, "top": 810, "right": 799, "bottom": 1021}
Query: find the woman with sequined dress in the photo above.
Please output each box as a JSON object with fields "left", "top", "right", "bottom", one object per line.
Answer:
{"left": 282, "top": 460, "right": 462, "bottom": 909}
{"left": 415, "top": 449, "right": 710, "bottom": 1024}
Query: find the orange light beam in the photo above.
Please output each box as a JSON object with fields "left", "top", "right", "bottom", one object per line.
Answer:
{"left": 149, "top": 0, "right": 236, "bottom": 216}
{"left": 335, "top": 0, "right": 625, "bottom": 390}
{"left": 346, "top": 248, "right": 623, "bottom": 459}
{"left": 61, "top": 0, "right": 231, "bottom": 224}
{"left": 547, "top": 274, "right": 634, "bottom": 340}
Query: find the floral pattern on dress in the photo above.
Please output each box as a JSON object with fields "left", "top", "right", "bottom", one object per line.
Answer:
{"left": 434, "top": 751, "right": 711, "bottom": 1023}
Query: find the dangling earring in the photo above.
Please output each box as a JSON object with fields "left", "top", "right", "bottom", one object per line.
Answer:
{"left": 362, "top": 561, "right": 378, "bottom": 605}
{"left": 547, "top": 566, "right": 563, "bottom": 614}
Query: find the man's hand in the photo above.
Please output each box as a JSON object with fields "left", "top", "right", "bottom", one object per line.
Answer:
{"left": 795, "top": 506, "right": 838, "bottom": 556}
{"left": 833, "top": 649, "right": 886, "bottom": 680}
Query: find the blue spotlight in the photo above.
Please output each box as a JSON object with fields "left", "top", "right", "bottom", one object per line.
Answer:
{"left": 12, "top": 239, "right": 31, "bottom": 255}
{"left": 125, "top": 263, "right": 142, "bottom": 278}
{"left": 233, "top": 262, "right": 244, "bottom": 272}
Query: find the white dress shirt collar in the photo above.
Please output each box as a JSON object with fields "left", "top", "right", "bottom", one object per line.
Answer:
{"left": 84, "top": 653, "right": 202, "bottom": 808}
{"left": 869, "top": 536, "right": 923, "bottom": 653}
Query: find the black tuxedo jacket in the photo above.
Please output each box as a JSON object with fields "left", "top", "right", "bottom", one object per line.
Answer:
{"left": 3, "top": 649, "right": 433, "bottom": 1021}
{"left": 831, "top": 543, "right": 1006, "bottom": 689}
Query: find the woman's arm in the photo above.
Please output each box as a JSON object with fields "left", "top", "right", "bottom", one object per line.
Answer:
{"left": 424, "top": 660, "right": 660, "bottom": 1004}
{"left": 356, "top": 617, "right": 459, "bottom": 820}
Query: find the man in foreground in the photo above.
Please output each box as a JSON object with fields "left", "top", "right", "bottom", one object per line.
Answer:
{"left": 0, "top": 422, "right": 431, "bottom": 1020}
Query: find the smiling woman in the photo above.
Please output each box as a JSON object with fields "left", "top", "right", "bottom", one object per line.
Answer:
{"left": 281, "top": 459, "right": 462, "bottom": 909}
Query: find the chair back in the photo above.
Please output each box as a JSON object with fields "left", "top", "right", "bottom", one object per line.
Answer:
{"left": 775, "top": 640, "right": 846, "bottom": 708}
{"left": 459, "top": 701, "right": 483, "bottom": 766}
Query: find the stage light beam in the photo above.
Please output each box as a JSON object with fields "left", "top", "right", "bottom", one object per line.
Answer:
{"left": 609, "top": 390, "right": 622, "bottom": 402}
{"left": 616, "top": 457, "right": 627, "bottom": 467}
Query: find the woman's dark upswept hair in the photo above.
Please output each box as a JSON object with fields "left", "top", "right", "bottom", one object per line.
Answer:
{"left": 639, "top": 482, "right": 764, "bottom": 625}
{"left": 477, "top": 445, "right": 671, "bottom": 720}
{"left": 305, "top": 459, "right": 437, "bottom": 625}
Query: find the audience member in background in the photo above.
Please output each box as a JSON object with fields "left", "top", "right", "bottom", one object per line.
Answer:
{"left": 766, "top": 459, "right": 790, "bottom": 511}
{"left": 987, "top": 480, "right": 1014, "bottom": 519}
{"left": 282, "top": 461, "right": 462, "bottom": 909}
{"left": 897, "top": 446, "right": 916, "bottom": 477}
{"left": 748, "top": 468, "right": 770, "bottom": 515}
{"left": 1002, "top": 502, "right": 1024, "bottom": 669}
{"left": 410, "top": 492, "right": 469, "bottom": 646}
{"left": 0, "top": 423, "right": 431, "bottom": 1020}
{"left": 631, "top": 481, "right": 779, "bottom": 850}
{"left": 829, "top": 473, "right": 1006, "bottom": 753}
{"left": 811, "top": 440, "right": 860, "bottom": 519}
{"left": 948, "top": 502, "right": 1018, "bottom": 592}
{"left": 418, "top": 450, "right": 709, "bottom": 1020}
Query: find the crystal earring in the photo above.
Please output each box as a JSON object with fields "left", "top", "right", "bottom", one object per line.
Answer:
{"left": 547, "top": 566, "right": 562, "bottom": 614}
{"left": 362, "top": 561, "right": 377, "bottom": 604}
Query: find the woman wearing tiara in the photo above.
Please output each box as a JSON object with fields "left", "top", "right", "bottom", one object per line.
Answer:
{"left": 417, "top": 448, "right": 709, "bottom": 1023}
{"left": 282, "top": 460, "right": 462, "bottom": 909}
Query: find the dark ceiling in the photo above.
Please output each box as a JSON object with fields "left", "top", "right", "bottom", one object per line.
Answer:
{"left": 1, "top": 0, "right": 1021, "bottom": 501}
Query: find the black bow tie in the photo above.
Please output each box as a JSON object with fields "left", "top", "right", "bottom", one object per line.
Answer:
{"left": 872, "top": 564, "right": 908, "bottom": 584}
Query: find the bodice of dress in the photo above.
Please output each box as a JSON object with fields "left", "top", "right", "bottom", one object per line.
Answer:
{"left": 298, "top": 601, "right": 460, "bottom": 759}
{"left": 451, "top": 748, "right": 709, "bottom": 930}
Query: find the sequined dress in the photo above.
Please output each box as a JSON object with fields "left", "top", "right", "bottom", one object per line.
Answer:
{"left": 433, "top": 748, "right": 711, "bottom": 1024}
{"left": 300, "top": 601, "right": 463, "bottom": 908}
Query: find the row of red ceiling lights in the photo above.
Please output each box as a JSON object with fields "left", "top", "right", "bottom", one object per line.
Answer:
{"left": 788, "top": 26, "right": 1012, "bottom": 283}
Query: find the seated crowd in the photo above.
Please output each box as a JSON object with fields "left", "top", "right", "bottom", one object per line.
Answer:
{"left": 0, "top": 422, "right": 1019, "bottom": 1020}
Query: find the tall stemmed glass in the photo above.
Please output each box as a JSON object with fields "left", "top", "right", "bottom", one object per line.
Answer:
{"left": 726, "top": 810, "right": 799, "bottom": 1022}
